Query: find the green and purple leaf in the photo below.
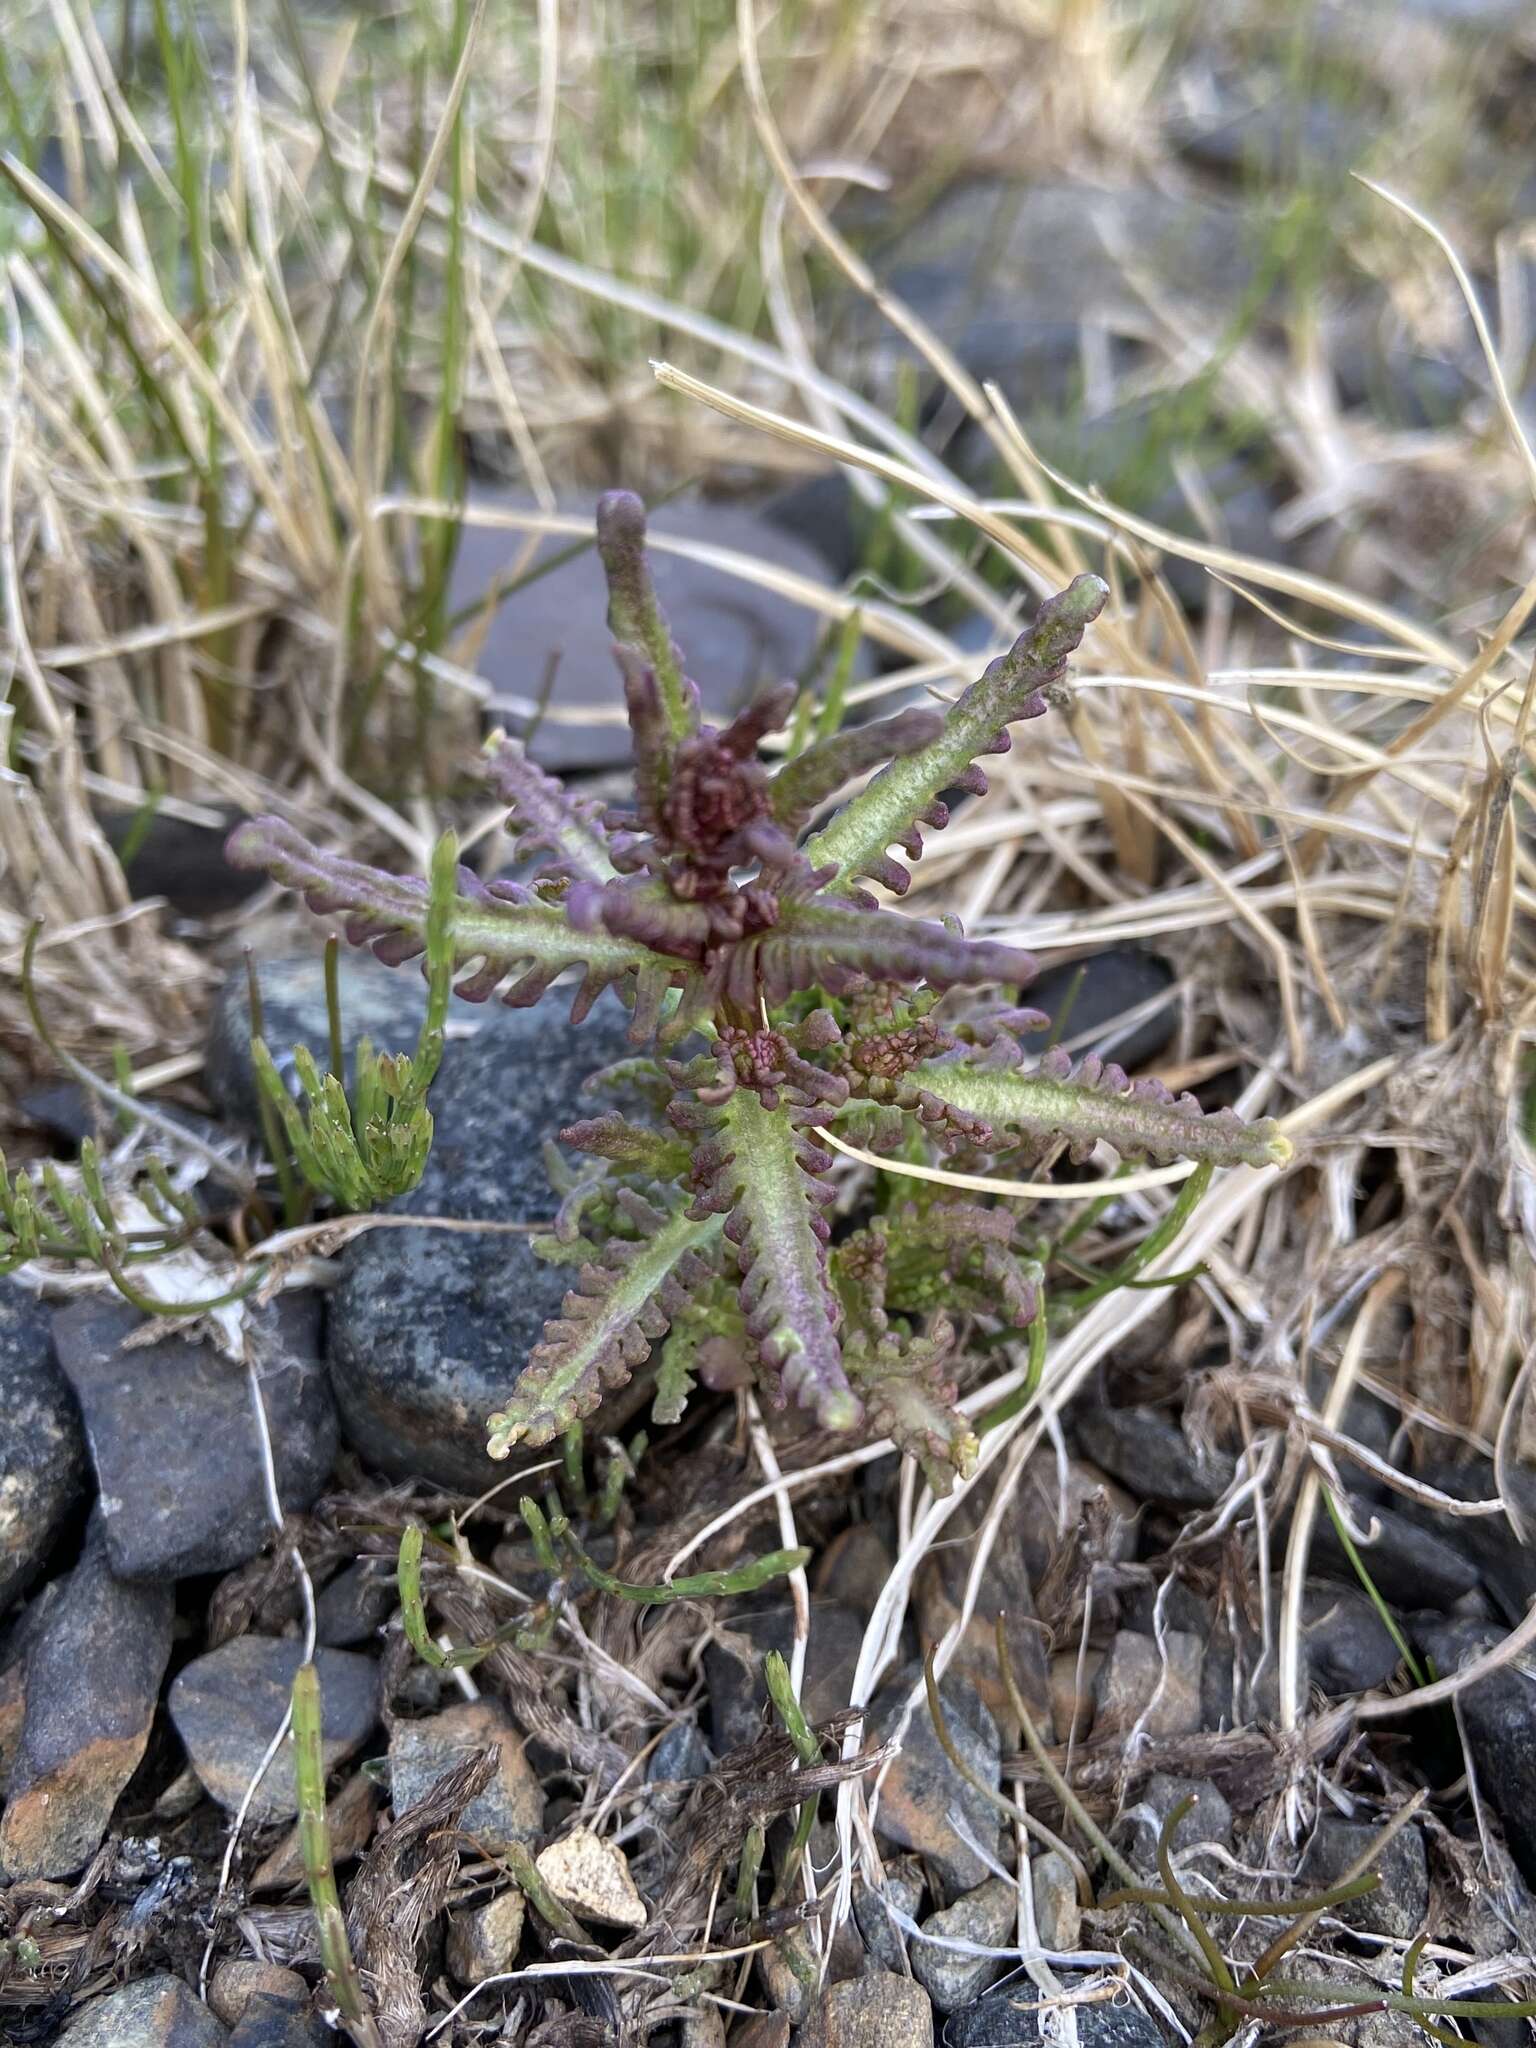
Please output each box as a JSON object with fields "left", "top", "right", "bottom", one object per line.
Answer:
{"left": 804, "top": 573, "right": 1108, "bottom": 894}
{"left": 688, "top": 1081, "right": 860, "bottom": 1433}
{"left": 486, "top": 1194, "right": 724, "bottom": 1455}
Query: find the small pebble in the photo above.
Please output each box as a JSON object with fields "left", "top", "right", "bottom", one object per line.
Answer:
{"left": 535, "top": 1825, "right": 646, "bottom": 1929}
{"left": 446, "top": 1888, "right": 526, "bottom": 1984}
{"left": 797, "top": 1971, "right": 934, "bottom": 2047}
{"left": 911, "top": 1876, "right": 1015, "bottom": 2012}
{"left": 313, "top": 1562, "right": 397, "bottom": 1648}
{"left": 389, "top": 1699, "right": 543, "bottom": 1853}
{"left": 705, "top": 1602, "right": 862, "bottom": 1754}
{"left": 1301, "top": 1815, "right": 1429, "bottom": 1941}
{"left": 53, "top": 1294, "right": 335, "bottom": 1582}
{"left": 1092, "top": 1630, "right": 1203, "bottom": 1739}
{"left": 853, "top": 1853, "right": 926, "bottom": 1975}
{"left": 873, "top": 1660, "right": 1002, "bottom": 1892}
{"left": 1031, "top": 1850, "right": 1081, "bottom": 1952}
{"left": 227, "top": 1988, "right": 328, "bottom": 2048}
{"left": 209, "top": 1962, "right": 309, "bottom": 2030}
{"left": 325, "top": 1002, "right": 640, "bottom": 1489}
{"left": 251, "top": 1771, "right": 378, "bottom": 1892}
{"left": 1048, "top": 1648, "right": 1101, "bottom": 1746}
{"left": 169, "top": 1639, "right": 377, "bottom": 1823}
{"left": 946, "top": 1988, "right": 1165, "bottom": 2047}
{"left": 1075, "top": 1406, "right": 1235, "bottom": 1509}
{"left": 54, "top": 1973, "right": 228, "bottom": 2047}
{"left": 0, "top": 1278, "right": 86, "bottom": 1617}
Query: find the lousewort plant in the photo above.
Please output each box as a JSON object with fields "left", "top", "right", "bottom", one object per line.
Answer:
{"left": 228, "top": 493, "right": 1290, "bottom": 1490}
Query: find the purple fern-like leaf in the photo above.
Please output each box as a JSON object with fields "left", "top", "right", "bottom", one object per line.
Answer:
{"left": 479, "top": 732, "right": 615, "bottom": 885}
{"left": 684, "top": 1069, "right": 859, "bottom": 1432}
{"left": 770, "top": 707, "right": 944, "bottom": 833}
{"left": 224, "top": 816, "right": 684, "bottom": 1032}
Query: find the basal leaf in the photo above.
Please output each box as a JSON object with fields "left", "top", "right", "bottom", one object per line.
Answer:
{"left": 487, "top": 1199, "right": 724, "bottom": 1455}
{"left": 226, "top": 816, "right": 688, "bottom": 1033}
{"left": 906, "top": 1046, "right": 1293, "bottom": 1170}
{"left": 693, "top": 1084, "right": 860, "bottom": 1432}
{"left": 804, "top": 573, "right": 1107, "bottom": 893}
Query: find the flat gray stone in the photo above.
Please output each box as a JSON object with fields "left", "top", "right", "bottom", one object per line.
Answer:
{"left": 55, "top": 1975, "right": 228, "bottom": 2047}
{"left": 0, "top": 1277, "right": 86, "bottom": 1615}
{"left": 0, "top": 1518, "right": 173, "bottom": 1880}
{"left": 168, "top": 1638, "right": 377, "bottom": 1823}
{"left": 52, "top": 1294, "right": 335, "bottom": 1581}
{"left": 447, "top": 491, "right": 853, "bottom": 772}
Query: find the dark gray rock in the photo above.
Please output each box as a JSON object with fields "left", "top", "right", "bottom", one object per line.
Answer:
{"left": 705, "top": 1602, "right": 864, "bottom": 1755}
{"left": 1117, "top": 1772, "right": 1233, "bottom": 1875}
{"left": 168, "top": 1638, "right": 377, "bottom": 1823}
{"left": 1305, "top": 1585, "right": 1406, "bottom": 1694}
{"left": 1311, "top": 1499, "right": 1481, "bottom": 1613}
{"left": 0, "top": 1520, "right": 174, "bottom": 1879}
{"left": 1170, "top": 89, "right": 1375, "bottom": 184}
{"left": 101, "top": 801, "right": 263, "bottom": 921}
{"left": 314, "top": 1561, "right": 397, "bottom": 1648}
{"left": 1202, "top": 1600, "right": 1300, "bottom": 1729}
{"left": 853, "top": 1853, "right": 926, "bottom": 1975}
{"left": 912, "top": 1878, "right": 1014, "bottom": 2012}
{"left": 52, "top": 1294, "right": 336, "bottom": 1582}
{"left": 945, "top": 1989, "right": 1164, "bottom": 2047}
{"left": 873, "top": 1661, "right": 1001, "bottom": 1893}
{"left": 227, "top": 1988, "right": 328, "bottom": 2048}
{"left": 447, "top": 491, "right": 857, "bottom": 773}
{"left": 0, "top": 1278, "right": 86, "bottom": 1615}
{"left": 847, "top": 181, "right": 1251, "bottom": 409}
{"left": 647, "top": 1719, "right": 715, "bottom": 1786}
{"left": 15, "top": 1081, "right": 226, "bottom": 1160}
{"left": 1016, "top": 949, "right": 1177, "bottom": 1073}
{"left": 1300, "top": 1815, "right": 1429, "bottom": 1940}
{"left": 55, "top": 1973, "right": 229, "bottom": 2047}
{"left": 1074, "top": 1406, "right": 1235, "bottom": 1509}
{"left": 1404, "top": 1455, "right": 1536, "bottom": 1622}
{"left": 205, "top": 952, "right": 430, "bottom": 1136}
{"left": 325, "top": 998, "right": 638, "bottom": 1489}
{"left": 1410, "top": 1617, "right": 1536, "bottom": 1886}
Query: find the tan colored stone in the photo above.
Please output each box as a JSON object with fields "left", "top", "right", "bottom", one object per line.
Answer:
{"left": 730, "top": 2016, "right": 790, "bottom": 2048}
{"left": 209, "top": 1961, "right": 309, "bottom": 2029}
{"left": 912, "top": 1483, "right": 1051, "bottom": 1742}
{"left": 446, "top": 1888, "right": 525, "bottom": 1985}
{"left": 535, "top": 1825, "right": 646, "bottom": 1929}
{"left": 1048, "top": 1647, "right": 1101, "bottom": 1746}
{"left": 252, "top": 1770, "right": 378, "bottom": 1892}
{"left": 1093, "top": 1630, "right": 1203, "bottom": 1739}
{"left": 798, "top": 1972, "right": 933, "bottom": 2047}
{"left": 730, "top": 2017, "right": 790, "bottom": 2048}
